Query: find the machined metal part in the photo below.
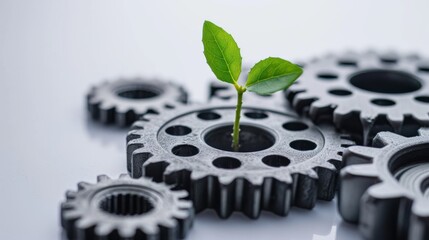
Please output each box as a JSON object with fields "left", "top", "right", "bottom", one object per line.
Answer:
{"left": 286, "top": 51, "right": 429, "bottom": 145}
{"left": 338, "top": 129, "right": 429, "bottom": 240}
{"left": 61, "top": 174, "right": 194, "bottom": 240}
{"left": 87, "top": 78, "right": 188, "bottom": 127}
{"left": 127, "top": 97, "right": 353, "bottom": 219}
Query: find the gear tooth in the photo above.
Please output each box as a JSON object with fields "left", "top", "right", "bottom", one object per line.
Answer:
{"left": 76, "top": 216, "right": 96, "bottom": 230}
{"left": 413, "top": 112, "right": 429, "bottom": 123}
{"left": 77, "top": 181, "right": 92, "bottom": 190}
{"left": 359, "top": 182, "right": 408, "bottom": 239}
{"left": 366, "top": 182, "right": 407, "bottom": 200}
{"left": 190, "top": 171, "right": 209, "bottom": 181}
{"left": 118, "top": 225, "right": 136, "bottom": 238}
{"left": 333, "top": 105, "right": 354, "bottom": 124}
{"left": 119, "top": 173, "right": 130, "bottom": 179}
{"left": 141, "top": 224, "right": 159, "bottom": 236}
{"left": 409, "top": 202, "right": 429, "bottom": 240}
{"left": 216, "top": 180, "right": 235, "bottom": 219}
{"left": 164, "top": 162, "right": 187, "bottom": 175}
{"left": 338, "top": 164, "right": 380, "bottom": 223}
{"left": 411, "top": 198, "right": 429, "bottom": 218}
{"left": 173, "top": 189, "right": 190, "bottom": 199}
{"left": 65, "top": 190, "right": 77, "bottom": 200}
{"left": 418, "top": 127, "right": 429, "bottom": 137}
{"left": 343, "top": 146, "right": 380, "bottom": 166}
{"left": 293, "top": 173, "right": 318, "bottom": 209}
{"left": 218, "top": 175, "right": 236, "bottom": 185}
{"left": 177, "top": 199, "right": 193, "bottom": 209}
{"left": 292, "top": 92, "right": 317, "bottom": 113}
{"left": 97, "top": 175, "right": 110, "bottom": 183}
{"left": 373, "top": 131, "right": 406, "bottom": 147}
{"left": 244, "top": 175, "right": 264, "bottom": 186}
{"left": 131, "top": 120, "right": 146, "bottom": 130}
{"left": 309, "top": 99, "right": 335, "bottom": 120}
{"left": 94, "top": 223, "right": 114, "bottom": 237}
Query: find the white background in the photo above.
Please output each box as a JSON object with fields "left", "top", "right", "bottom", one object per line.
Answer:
{"left": 1, "top": 0, "right": 429, "bottom": 239}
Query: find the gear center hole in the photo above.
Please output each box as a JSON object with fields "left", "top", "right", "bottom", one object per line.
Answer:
{"left": 116, "top": 84, "right": 162, "bottom": 99}
{"left": 204, "top": 124, "right": 275, "bottom": 152}
{"left": 99, "top": 193, "right": 154, "bottom": 216}
{"left": 349, "top": 69, "right": 422, "bottom": 94}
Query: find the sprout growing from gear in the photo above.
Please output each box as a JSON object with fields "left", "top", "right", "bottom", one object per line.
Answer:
{"left": 202, "top": 20, "right": 303, "bottom": 151}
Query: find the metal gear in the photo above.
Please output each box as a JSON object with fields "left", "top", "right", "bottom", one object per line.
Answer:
{"left": 127, "top": 97, "right": 353, "bottom": 219}
{"left": 338, "top": 129, "right": 429, "bottom": 240}
{"left": 87, "top": 78, "right": 188, "bottom": 127}
{"left": 286, "top": 51, "right": 429, "bottom": 145}
{"left": 60, "top": 174, "right": 194, "bottom": 240}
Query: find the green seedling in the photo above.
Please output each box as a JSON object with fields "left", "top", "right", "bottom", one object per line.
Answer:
{"left": 202, "top": 20, "right": 303, "bottom": 151}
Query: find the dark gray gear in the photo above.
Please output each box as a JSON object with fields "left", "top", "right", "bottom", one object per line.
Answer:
{"left": 127, "top": 97, "right": 353, "bottom": 219}
{"left": 338, "top": 129, "right": 429, "bottom": 240}
{"left": 60, "top": 174, "right": 194, "bottom": 240}
{"left": 87, "top": 78, "right": 188, "bottom": 127}
{"left": 286, "top": 51, "right": 429, "bottom": 145}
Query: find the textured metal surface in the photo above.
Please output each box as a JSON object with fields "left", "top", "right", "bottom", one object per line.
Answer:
{"left": 286, "top": 51, "right": 429, "bottom": 145}
{"left": 127, "top": 96, "right": 353, "bottom": 219}
{"left": 338, "top": 129, "right": 429, "bottom": 240}
{"left": 61, "top": 174, "right": 194, "bottom": 240}
{"left": 87, "top": 78, "right": 188, "bottom": 127}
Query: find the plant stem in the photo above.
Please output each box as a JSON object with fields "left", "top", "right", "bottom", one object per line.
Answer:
{"left": 232, "top": 84, "right": 245, "bottom": 151}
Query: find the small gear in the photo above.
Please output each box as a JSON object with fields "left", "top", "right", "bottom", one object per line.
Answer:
{"left": 286, "top": 51, "right": 429, "bottom": 145}
{"left": 338, "top": 129, "right": 429, "bottom": 240}
{"left": 87, "top": 78, "right": 188, "bottom": 127}
{"left": 60, "top": 174, "right": 194, "bottom": 240}
{"left": 127, "top": 97, "right": 353, "bottom": 219}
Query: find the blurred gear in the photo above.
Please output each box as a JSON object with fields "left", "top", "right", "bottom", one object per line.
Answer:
{"left": 61, "top": 174, "right": 194, "bottom": 240}
{"left": 87, "top": 78, "right": 188, "bottom": 127}
{"left": 339, "top": 129, "right": 429, "bottom": 240}
{"left": 127, "top": 96, "right": 353, "bottom": 219}
{"left": 286, "top": 51, "right": 429, "bottom": 144}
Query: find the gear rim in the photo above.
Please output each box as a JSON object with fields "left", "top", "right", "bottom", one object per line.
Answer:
{"left": 87, "top": 78, "right": 188, "bottom": 127}
{"left": 127, "top": 98, "right": 353, "bottom": 219}
{"left": 338, "top": 129, "right": 429, "bottom": 240}
{"left": 60, "top": 174, "right": 194, "bottom": 240}
{"left": 286, "top": 51, "right": 429, "bottom": 145}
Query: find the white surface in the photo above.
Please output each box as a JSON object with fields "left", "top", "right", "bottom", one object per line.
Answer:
{"left": 1, "top": 0, "right": 428, "bottom": 239}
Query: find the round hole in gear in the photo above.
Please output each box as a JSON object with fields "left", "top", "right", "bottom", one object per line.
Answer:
{"left": 317, "top": 72, "right": 338, "bottom": 80}
{"left": 415, "top": 96, "right": 429, "bottom": 103}
{"left": 371, "top": 98, "right": 396, "bottom": 106}
{"left": 349, "top": 69, "right": 422, "bottom": 94}
{"left": 418, "top": 66, "right": 429, "bottom": 73}
{"left": 116, "top": 84, "right": 162, "bottom": 99}
{"left": 262, "top": 155, "right": 290, "bottom": 168}
{"left": 197, "top": 111, "right": 221, "bottom": 120}
{"left": 172, "top": 144, "right": 199, "bottom": 157}
{"left": 99, "top": 193, "right": 154, "bottom": 216}
{"left": 204, "top": 124, "right": 275, "bottom": 152}
{"left": 244, "top": 111, "right": 268, "bottom": 119}
{"left": 165, "top": 125, "right": 192, "bottom": 136}
{"left": 282, "top": 121, "right": 309, "bottom": 131}
{"left": 328, "top": 89, "right": 353, "bottom": 96}
{"left": 212, "top": 157, "right": 241, "bottom": 169}
{"left": 338, "top": 59, "right": 358, "bottom": 67}
{"left": 380, "top": 57, "right": 398, "bottom": 64}
{"left": 290, "top": 140, "right": 317, "bottom": 151}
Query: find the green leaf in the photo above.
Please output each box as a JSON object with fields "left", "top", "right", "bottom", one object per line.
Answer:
{"left": 202, "top": 21, "right": 242, "bottom": 84}
{"left": 245, "top": 57, "right": 303, "bottom": 95}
